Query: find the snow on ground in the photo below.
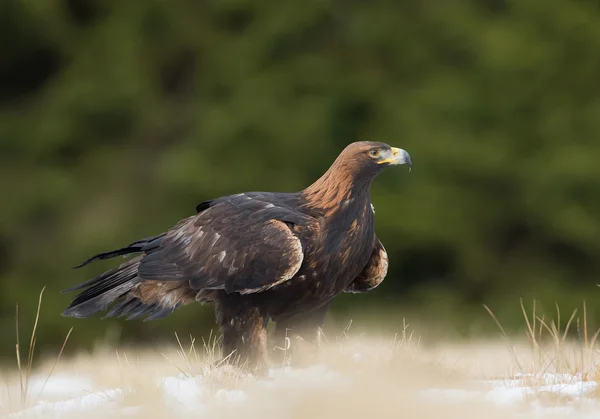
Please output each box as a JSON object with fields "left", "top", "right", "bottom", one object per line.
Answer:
{"left": 3, "top": 365, "right": 347, "bottom": 418}
{"left": 423, "top": 372, "right": 600, "bottom": 405}
{"left": 3, "top": 363, "right": 600, "bottom": 419}
{"left": 6, "top": 388, "right": 126, "bottom": 419}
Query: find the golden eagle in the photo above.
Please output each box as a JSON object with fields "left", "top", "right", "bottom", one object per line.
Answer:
{"left": 62, "top": 141, "right": 411, "bottom": 370}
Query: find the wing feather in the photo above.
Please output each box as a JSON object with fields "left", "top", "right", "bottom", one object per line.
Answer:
{"left": 137, "top": 194, "right": 307, "bottom": 294}
{"left": 344, "top": 238, "right": 388, "bottom": 293}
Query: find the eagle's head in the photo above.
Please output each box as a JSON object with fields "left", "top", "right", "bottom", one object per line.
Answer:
{"left": 302, "top": 141, "right": 412, "bottom": 213}
{"left": 335, "top": 141, "right": 412, "bottom": 179}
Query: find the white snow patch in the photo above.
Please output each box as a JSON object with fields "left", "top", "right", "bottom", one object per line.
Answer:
{"left": 421, "top": 373, "right": 600, "bottom": 416}
{"left": 5, "top": 370, "right": 600, "bottom": 418}
{"left": 263, "top": 364, "right": 349, "bottom": 389}
{"left": 8, "top": 388, "right": 125, "bottom": 419}
{"left": 159, "top": 374, "right": 206, "bottom": 412}
{"left": 215, "top": 389, "right": 248, "bottom": 403}
{"left": 482, "top": 372, "right": 599, "bottom": 400}
{"left": 25, "top": 375, "right": 95, "bottom": 400}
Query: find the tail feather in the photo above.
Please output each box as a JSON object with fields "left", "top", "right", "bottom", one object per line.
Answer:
{"left": 72, "top": 234, "right": 165, "bottom": 269}
{"left": 125, "top": 303, "right": 159, "bottom": 321}
{"left": 62, "top": 247, "right": 193, "bottom": 322}
{"left": 143, "top": 304, "right": 181, "bottom": 322}
{"left": 102, "top": 297, "right": 140, "bottom": 319}
{"left": 62, "top": 282, "right": 135, "bottom": 318}
{"left": 62, "top": 259, "right": 137, "bottom": 294}
{"left": 62, "top": 257, "right": 141, "bottom": 318}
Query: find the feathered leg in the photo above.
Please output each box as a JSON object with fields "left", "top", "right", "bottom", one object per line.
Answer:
{"left": 214, "top": 293, "right": 269, "bottom": 374}
{"left": 272, "top": 304, "right": 329, "bottom": 366}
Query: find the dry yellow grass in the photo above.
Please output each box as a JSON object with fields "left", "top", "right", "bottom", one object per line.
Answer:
{"left": 2, "top": 294, "right": 600, "bottom": 419}
{"left": 0, "top": 329, "right": 517, "bottom": 419}
{"left": 1, "top": 320, "right": 598, "bottom": 419}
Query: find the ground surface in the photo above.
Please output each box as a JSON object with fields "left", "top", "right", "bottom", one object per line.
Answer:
{"left": 2, "top": 326, "right": 600, "bottom": 419}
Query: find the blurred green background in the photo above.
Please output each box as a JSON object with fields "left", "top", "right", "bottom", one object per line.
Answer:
{"left": 2, "top": 0, "right": 600, "bottom": 362}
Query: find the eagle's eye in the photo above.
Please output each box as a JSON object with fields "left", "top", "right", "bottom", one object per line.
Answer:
{"left": 368, "top": 149, "right": 380, "bottom": 158}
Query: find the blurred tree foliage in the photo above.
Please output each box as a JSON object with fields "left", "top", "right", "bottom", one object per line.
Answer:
{"left": 1, "top": 0, "right": 600, "bottom": 359}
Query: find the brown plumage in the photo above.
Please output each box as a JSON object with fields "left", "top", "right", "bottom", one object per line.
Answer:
{"left": 62, "top": 141, "right": 412, "bottom": 371}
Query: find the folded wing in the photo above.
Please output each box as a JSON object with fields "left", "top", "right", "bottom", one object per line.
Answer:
{"left": 138, "top": 195, "right": 307, "bottom": 294}
{"left": 344, "top": 238, "right": 388, "bottom": 293}
{"left": 62, "top": 194, "right": 308, "bottom": 320}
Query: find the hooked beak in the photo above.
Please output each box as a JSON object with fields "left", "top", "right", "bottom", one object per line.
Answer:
{"left": 377, "top": 147, "right": 412, "bottom": 168}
